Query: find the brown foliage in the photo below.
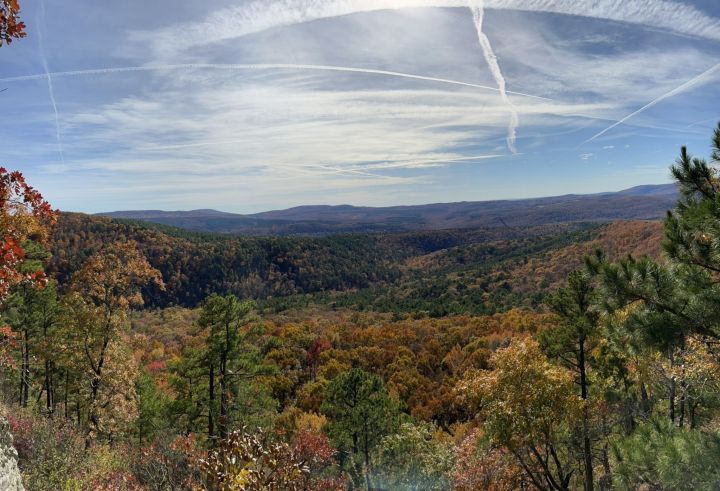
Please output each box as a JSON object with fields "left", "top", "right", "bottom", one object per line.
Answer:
{"left": 199, "top": 427, "right": 310, "bottom": 491}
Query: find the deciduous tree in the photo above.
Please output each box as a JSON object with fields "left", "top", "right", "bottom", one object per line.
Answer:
{"left": 69, "top": 241, "right": 163, "bottom": 443}
{"left": 0, "top": 168, "right": 57, "bottom": 303}
{"left": 457, "top": 338, "right": 584, "bottom": 491}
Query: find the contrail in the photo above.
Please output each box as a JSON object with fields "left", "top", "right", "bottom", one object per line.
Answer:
{"left": 0, "top": 63, "right": 551, "bottom": 100}
{"left": 584, "top": 63, "right": 720, "bottom": 144}
{"left": 38, "top": 0, "right": 64, "bottom": 162}
{"left": 470, "top": 1, "right": 518, "bottom": 153}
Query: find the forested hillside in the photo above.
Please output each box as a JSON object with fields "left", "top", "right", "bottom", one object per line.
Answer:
{"left": 47, "top": 213, "right": 663, "bottom": 315}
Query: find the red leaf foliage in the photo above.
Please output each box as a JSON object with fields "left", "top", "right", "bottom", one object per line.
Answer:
{"left": 0, "top": 167, "right": 58, "bottom": 302}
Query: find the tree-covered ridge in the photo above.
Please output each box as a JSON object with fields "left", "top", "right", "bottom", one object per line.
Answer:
{"left": 48, "top": 213, "right": 602, "bottom": 310}
{"left": 49, "top": 214, "right": 664, "bottom": 317}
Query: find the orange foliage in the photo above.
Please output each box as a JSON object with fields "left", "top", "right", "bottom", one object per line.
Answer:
{"left": 506, "top": 220, "right": 663, "bottom": 295}
{"left": 0, "top": 168, "right": 58, "bottom": 302}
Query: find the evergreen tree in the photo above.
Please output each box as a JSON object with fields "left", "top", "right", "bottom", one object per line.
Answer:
{"left": 171, "top": 294, "right": 277, "bottom": 442}
{"left": 589, "top": 123, "right": 720, "bottom": 425}
{"left": 541, "top": 271, "right": 600, "bottom": 491}
{"left": 321, "top": 368, "right": 400, "bottom": 490}
{"left": 2, "top": 242, "right": 58, "bottom": 411}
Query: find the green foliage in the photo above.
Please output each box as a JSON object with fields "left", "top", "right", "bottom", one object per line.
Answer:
{"left": 168, "top": 347, "right": 208, "bottom": 435}
{"left": 7, "top": 408, "right": 140, "bottom": 490}
{"left": 612, "top": 418, "right": 720, "bottom": 490}
{"left": 135, "top": 368, "right": 171, "bottom": 443}
{"left": 373, "top": 422, "right": 453, "bottom": 491}
{"left": 49, "top": 212, "right": 600, "bottom": 315}
{"left": 169, "top": 295, "right": 277, "bottom": 440}
{"left": 321, "top": 368, "right": 401, "bottom": 485}
{"left": 590, "top": 124, "right": 720, "bottom": 346}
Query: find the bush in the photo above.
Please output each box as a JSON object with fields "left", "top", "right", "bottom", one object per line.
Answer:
{"left": 7, "top": 407, "right": 142, "bottom": 491}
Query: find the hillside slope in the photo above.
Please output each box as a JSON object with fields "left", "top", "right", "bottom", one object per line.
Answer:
{"left": 99, "top": 183, "right": 677, "bottom": 235}
{"left": 49, "top": 214, "right": 664, "bottom": 314}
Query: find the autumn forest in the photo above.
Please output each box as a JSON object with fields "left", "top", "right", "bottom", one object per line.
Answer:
{"left": 4, "top": 1, "right": 720, "bottom": 490}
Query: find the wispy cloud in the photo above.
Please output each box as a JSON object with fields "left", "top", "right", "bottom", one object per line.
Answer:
{"left": 54, "top": 81, "right": 605, "bottom": 181}
{"left": 130, "top": 0, "right": 720, "bottom": 58}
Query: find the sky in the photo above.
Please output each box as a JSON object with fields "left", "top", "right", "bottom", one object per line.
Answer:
{"left": 1, "top": 0, "right": 720, "bottom": 213}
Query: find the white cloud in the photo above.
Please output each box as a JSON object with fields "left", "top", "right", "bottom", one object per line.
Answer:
{"left": 129, "top": 0, "right": 720, "bottom": 59}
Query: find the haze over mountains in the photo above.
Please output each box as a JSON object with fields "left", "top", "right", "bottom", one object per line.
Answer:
{"left": 99, "top": 183, "right": 677, "bottom": 236}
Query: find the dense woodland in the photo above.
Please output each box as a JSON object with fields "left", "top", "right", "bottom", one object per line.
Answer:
{"left": 6, "top": 6, "right": 720, "bottom": 490}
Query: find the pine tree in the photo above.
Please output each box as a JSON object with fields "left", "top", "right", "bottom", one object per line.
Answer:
{"left": 321, "top": 368, "right": 400, "bottom": 490}
{"left": 541, "top": 271, "right": 600, "bottom": 491}
{"left": 589, "top": 123, "right": 720, "bottom": 426}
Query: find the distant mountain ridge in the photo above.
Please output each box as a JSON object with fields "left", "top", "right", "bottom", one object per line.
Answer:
{"left": 98, "top": 183, "right": 678, "bottom": 236}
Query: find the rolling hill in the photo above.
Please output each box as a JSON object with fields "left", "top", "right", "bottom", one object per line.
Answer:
{"left": 98, "top": 183, "right": 677, "bottom": 236}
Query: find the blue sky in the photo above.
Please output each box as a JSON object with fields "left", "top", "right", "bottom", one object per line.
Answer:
{"left": 1, "top": 0, "right": 720, "bottom": 213}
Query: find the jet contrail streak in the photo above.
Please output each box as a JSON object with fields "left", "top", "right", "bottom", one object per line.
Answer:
{"left": 470, "top": 1, "right": 518, "bottom": 153}
{"left": 38, "top": 0, "right": 64, "bottom": 162}
{"left": 584, "top": 63, "right": 720, "bottom": 144}
{"left": 0, "top": 63, "right": 551, "bottom": 100}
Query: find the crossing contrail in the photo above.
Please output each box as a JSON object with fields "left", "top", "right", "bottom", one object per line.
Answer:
{"left": 583, "top": 62, "right": 720, "bottom": 144}
{"left": 0, "top": 63, "right": 551, "bottom": 101}
{"left": 470, "top": 1, "right": 518, "bottom": 153}
{"left": 38, "top": 0, "right": 64, "bottom": 162}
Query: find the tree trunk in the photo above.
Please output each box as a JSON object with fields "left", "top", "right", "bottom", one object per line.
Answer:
{"left": 219, "top": 320, "right": 231, "bottom": 439}
{"left": 19, "top": 329, "right": 29, "bottom": 408}
{"left": 599, "top": 440, "right": 612, "bottom": 490}
{"left": 208, "top": 363, "right": 215, "bottom": 440}
{"left": 669, "top": 349, "right": 676, "bottom": 425}
{"left": 44, "top": 359, "right": 54, "bottom": 415}
{"left": 690, "top": 402, "right": 699, "bottom": 429}
{"left": 86, "top": 334, "right": 110, "bottom": 448}
{"left": 579, "top": 336, "right": 594, "bottom": 491}
{"left": 669, "top": 380, "right": 676, "bottom": 424}
{"left": 63, "top": 370, "right": 69, "bottom": 419}
{"left": 43, "top": 320, "right": 55, "bottom": 416}
{"left": 220, "top": 357, "right": 228, "bottom": 438}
